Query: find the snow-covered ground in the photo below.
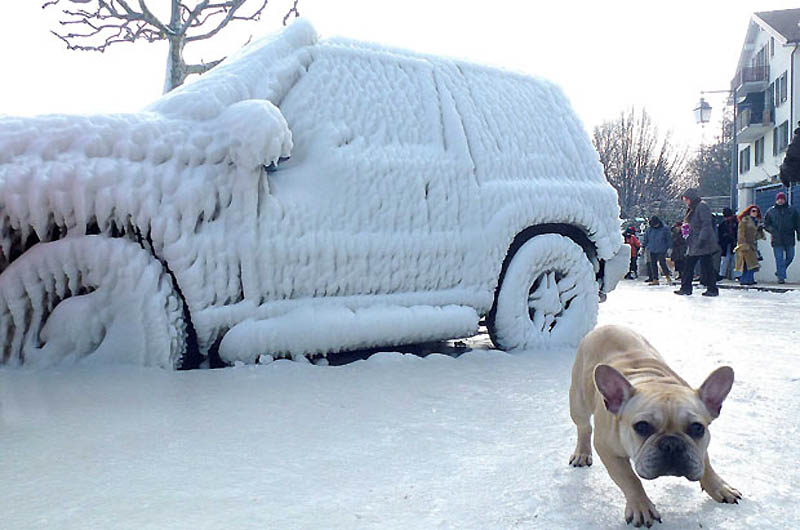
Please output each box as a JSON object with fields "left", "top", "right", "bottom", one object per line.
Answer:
{"left": 1, "top": 281, "right": 798, "bottom": 529}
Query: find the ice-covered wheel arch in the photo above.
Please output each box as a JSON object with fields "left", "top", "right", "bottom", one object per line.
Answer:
{"left": 488, "top": 234, "right": 599, "bottom": 350}
{"left": 0, "top": 236, "right": 193, "bottom": 368}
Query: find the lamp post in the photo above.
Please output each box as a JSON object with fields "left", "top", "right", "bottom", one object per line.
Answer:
{"left": 694, "top": 89, "right": 738, "bottom": 211}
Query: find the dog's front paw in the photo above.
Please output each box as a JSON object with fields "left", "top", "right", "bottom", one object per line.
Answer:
{"left": 624, "top": 497, "right": 662, "bottom": 528}
{"left": 568, "top": 451, "right": 592, "bottom": 467}
{"left": 703, "top": 480, "right": 742, "bottom": 504}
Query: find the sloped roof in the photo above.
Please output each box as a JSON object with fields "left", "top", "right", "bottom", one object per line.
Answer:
{"left": 754, "top": 9, "right": 800, "bottom": 43}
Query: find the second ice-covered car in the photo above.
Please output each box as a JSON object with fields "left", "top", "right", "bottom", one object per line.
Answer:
{"left": 0, "top": 20, "right": 627, "bottom": 368}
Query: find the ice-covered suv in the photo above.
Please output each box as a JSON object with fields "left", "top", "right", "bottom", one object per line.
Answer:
{"left": 0, "top": 20, "right": 627, "bottom": 368}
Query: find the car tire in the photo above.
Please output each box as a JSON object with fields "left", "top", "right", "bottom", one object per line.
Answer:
{"left": 488, "top": 233, "right": 598, "bottom": 350}
{"left": 0, "top": 236, "right": 193, "bottom": 368}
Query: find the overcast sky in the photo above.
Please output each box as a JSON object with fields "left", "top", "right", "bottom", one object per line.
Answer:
{"left": 1, "top": 0, "right": 798, "bottom": 149}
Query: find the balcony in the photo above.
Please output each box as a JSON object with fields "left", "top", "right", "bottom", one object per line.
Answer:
{"left": 732, "top": 65, "right": 770, "bottom": 96}
{"left": 736, "top": 106, "right": 773, "bottom": 143}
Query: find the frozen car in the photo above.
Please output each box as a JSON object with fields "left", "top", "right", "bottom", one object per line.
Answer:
{"left": 0, "top": 20, "right": 627, "bottom": 368}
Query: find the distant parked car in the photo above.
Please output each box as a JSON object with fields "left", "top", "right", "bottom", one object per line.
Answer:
{"left": 0, "top": 20, "right": 627, "bottom": 368}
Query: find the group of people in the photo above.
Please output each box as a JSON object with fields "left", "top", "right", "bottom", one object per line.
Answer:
{"left": 623, "top": 188, "right": 800, "bottom": 296}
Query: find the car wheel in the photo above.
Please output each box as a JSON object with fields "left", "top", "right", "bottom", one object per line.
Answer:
{"left": 488, "top": 233, "right": 598, "bottom": 350}
{"left": 0, "top": 236, "right": 193, "bottom": 368}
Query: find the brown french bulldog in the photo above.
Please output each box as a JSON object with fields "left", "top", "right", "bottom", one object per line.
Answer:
{"left": 568, "top": 325, "right": 741, "bottom": 527}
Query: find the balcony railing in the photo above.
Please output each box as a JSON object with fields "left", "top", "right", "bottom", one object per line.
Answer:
{"left": 737, "top": 106, "right": 773, "bottom": 131}
{"left": 736, "top": 106, "right": 774, "bottom": 143}
{"left": 732, "top": 65, "right": 770, "bottom": 92}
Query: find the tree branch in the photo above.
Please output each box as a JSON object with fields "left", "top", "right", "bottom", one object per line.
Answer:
{"left": 185, "top": 0, "right": 269, "bottom": 42}
{"left": 185, "top": 57, "right": 225, "bottom": 75}
{"left": 43, "top": 0, "right": 174, "bottom": 51}
{"left": 283, "top": 0, "right": 299, "bottom": 25}
{"left": 135, "top": 0, "right": 172, "bottom": 35}
{"left": 180, "top": 0, "right": 211, "bottom": 34}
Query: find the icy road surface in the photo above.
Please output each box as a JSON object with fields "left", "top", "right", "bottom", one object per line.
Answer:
{"left": 1, "top": 282, "right": 799, "bottom": 529}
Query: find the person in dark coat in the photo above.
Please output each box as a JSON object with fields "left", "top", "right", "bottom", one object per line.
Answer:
{"left": 670, "top": 221, "right": 687, "bottom": 280}
{"left": 675, "top": 188, "right": 720, "bottom": 296}
{"left": 642, "top": 216, "right": 671, "bottom": 284}
{"left": 779, "top": 122, "right": 800, "bottom": 187}
{"left": 763, "top": 191, "right": 800, "bottom": 283}
{"left": 708, "top": 214, "right": 723, "bottom": 284}
{"left": 717, "top": 207, "right": 738, "bottom": 280}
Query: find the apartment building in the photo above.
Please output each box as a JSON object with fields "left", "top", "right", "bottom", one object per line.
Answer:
{"left": 733, "top": 9, "right": 800, "bottom": 282}
{"left": 734, "top": 9, "right": 800, "bottom": 206}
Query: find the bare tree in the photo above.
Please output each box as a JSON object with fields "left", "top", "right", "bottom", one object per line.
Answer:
{"left": 689, "top": 110, "right": 733, "bottom": 197}
{"left": 593, "top": 108, "right": 691, "bottom": 221}
{"left": 43, "top": 0, "right": 302, "bottom": 92}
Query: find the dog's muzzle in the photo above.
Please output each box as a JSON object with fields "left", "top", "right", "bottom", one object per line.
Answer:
{"left": 635, "top": 435, "right": 704, "bottom": 481}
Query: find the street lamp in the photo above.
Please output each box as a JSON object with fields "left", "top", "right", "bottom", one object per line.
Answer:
{"left": 693, "top": 97, "right": 713, "bottom": 125}
{"left": 693, "top": 89, "right": 738, "bottom": 211}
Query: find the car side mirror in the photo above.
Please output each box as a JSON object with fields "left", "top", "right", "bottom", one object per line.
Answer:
{"left": 214, "top": 99, "right": 293, "bottom": 171}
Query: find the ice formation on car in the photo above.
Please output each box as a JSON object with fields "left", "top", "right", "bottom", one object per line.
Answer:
{"left": 0, "top": 19, "right": 624, "bottom": 367}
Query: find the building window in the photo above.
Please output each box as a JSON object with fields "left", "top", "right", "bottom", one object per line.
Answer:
{"left": 781, "top": 72, "right": 788, "bottom": 103}
{"left": 774, "top": 126, "right": 779, "bottom": 156}
{"left": 776, "top": 71, "right": 788, "bottom": 105}
{"left": 774, "top": 80, "right": 780, "bottom": 106}
{"left": 771, "top": 37, "right": 775, "bottom": 56}
{"left": 754, "top": 45, "right": 767, "bottom": 67}
{"left": 778, "top": 120, "right": 790, "bottom": 151}
{"left": 740, "top": 146, "right": 751, "bottom": 174}
{"left": 755, "top": 137, "right": 765, "bottom": 166}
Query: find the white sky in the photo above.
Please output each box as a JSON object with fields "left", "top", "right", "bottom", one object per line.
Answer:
{"left": 1, "top": 0, "right": 799, "bottom": 149}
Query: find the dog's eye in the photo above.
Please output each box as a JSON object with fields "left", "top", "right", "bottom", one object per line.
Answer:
{"left": 687, "top": 422, "right": 705, "bottom": 438}
{"left": 633, "top": 421, "right": 654, "bottom": 437}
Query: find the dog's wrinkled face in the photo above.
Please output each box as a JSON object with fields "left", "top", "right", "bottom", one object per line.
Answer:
{"left": 617, "top": 389, "right": 710, "bottom": 480}
{"left": 594, "top": 365, "right": 734, "bottom": 482}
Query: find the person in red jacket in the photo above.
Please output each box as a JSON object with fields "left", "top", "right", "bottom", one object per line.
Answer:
{"left": 623, "top": 227, "right": 641, "bottom": 279}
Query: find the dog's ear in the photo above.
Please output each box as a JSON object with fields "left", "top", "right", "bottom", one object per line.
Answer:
{"left": 698, "top": 366, "right": 734, "bottom": 418}
{"left": 594, "top": 364, "right": 634, "bottom": 415}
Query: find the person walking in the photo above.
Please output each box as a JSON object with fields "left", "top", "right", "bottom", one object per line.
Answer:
{"left": 623, "top": 227, "right": 641, "bottom": 279}
{"left": 735, "top": 205, "right": 765, "bottom": 285}
{"left": 763, "top": 191, "right": 800, "bottom": 284}
{"left": 674, "top": 188, "right": 720, "bottom": 296}
{"left": 670, "top": 220, "right": 687, "bottom": 280}
{"left": 642, "top": 216, "right": 671, "bottom": 285}
{"left": 717, "top": 207, "right": 738, "bottom": 280}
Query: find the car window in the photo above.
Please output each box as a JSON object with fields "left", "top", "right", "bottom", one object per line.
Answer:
{"left": 452, "top": 64, "right": 594, "bottom": 184}
{"left": 281, "top": 46, "right": 443, "bottom": 151}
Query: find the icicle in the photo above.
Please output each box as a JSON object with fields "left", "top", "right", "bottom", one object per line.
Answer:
{"left": 0, "top": 216, "right": 9, "bottom": 259}
{"left": 5, "top": 281, "right": 28, "bottom": 364}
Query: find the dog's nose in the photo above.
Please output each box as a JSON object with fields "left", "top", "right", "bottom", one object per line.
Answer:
{"left": 658, "top": 435, "right": 685, "bottom": 455}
